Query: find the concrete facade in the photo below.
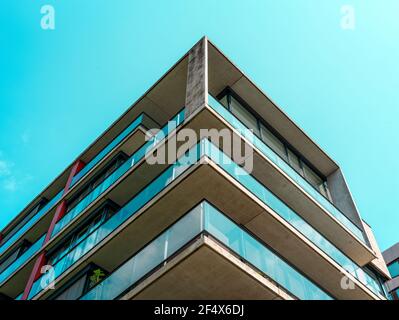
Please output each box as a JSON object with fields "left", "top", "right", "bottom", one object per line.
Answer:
{"left": 0, "top": 37, "right": 390, "bottom": 300}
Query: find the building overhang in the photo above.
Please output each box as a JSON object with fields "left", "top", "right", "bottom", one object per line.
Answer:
{"left": 29, "top": 158, "right": 382, "bottom": 300}
{"left": 208, "top": 40, "right": 339, "bottom": 177}
{"left": 123, "top": 236, "right": 294, "bottom": 300}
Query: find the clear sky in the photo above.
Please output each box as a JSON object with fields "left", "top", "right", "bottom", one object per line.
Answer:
{"left": 0, "top": 1, "right": 398, "bottom": 251}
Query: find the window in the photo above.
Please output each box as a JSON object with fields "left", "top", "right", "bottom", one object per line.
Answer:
{"left": 217, "top": 89, "right": 332, "bottom": 203}
{"left": 219, "top": 95, "right": 228, "bottom": 109}
{"left": 53, "top": 265, "right": 107, "bottom": 300}
{"left": 287, "top": 149, "right": 302, "bottom": 174}
{"left": 388, "top": 260, "right": 399, "bottom": 279}
{"left": 67, "top": 153, "right": 127, "bottom": 211}
{"left": 260, "top": 124, "right": 287, "bottom": 160}
{"left": 0, "top": 241, "right": 30, "bottom": 273}
{"left": 47, "top": 204, "right": 117, "bottom": 266}
{"left": 1, "top": 200, "right": 45, "bottom": 244}
{"left": 363, "top": 266, "right": 388, "bottom": 297}
{"left": 391, "top": 288, "right": 399, "bottom": 300}
{"left": 229, "top": 96, "right": 260, "bottom": 136}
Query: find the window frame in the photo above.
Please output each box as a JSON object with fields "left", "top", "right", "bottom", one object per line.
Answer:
{"left": 66, "top": 151, "right": 128, "bottom": 212}
{"left": 217, "top": 87, "right": 332, "bottom": 201}
{"left": 49, "top": 263, "right": 107, "bottom": 300}
{"left": 46, "top": 200, "right": 120, "bottom": 267}
{"left": 0, "top": 240, "right": 31, "bottom": 273}
{"left": 388, "top": 259, "right": 399, "bottom": 279}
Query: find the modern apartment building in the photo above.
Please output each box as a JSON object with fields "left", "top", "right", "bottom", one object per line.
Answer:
{"left": 0, "top": 37, "right": 391, "bottom": 300}
{"left": 383, "top": 243, "right": 399, "bottom": 300}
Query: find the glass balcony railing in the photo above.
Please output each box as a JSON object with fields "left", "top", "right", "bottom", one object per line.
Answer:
{"left": 28, "top": 139, "right": 384, "bottom": 299}
{"left": 28, "top": 126, "right": 193, "bottom": 299}
{"left": 0, "top": 234, "right": 46, "bottom": 285}
{"left": 0, "top": 190, "right": 63, "bottom": 258}
{"left": 51, "top": 109, "right": 185, "bottom": 238}
{"left": 80, "top": 201, "right": 332, "bottom": 300}
{"left": 207, "top": 94, "right": 366, "bottom": 244}
{"left": 0, "top": 112, "right": 157, "bottom": 260}
{"left": 205, "top": 138, "right": 383, "bottom": 297}
{"left": 70, "top": 113, "right": 149, "bottom": 188}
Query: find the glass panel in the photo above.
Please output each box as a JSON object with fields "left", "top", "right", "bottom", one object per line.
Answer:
{"left": 219, "top": 95, "right": 228, "bottom": 109}
{"left": 260, "top": 124, "right": 287, "bottom": 160}
{"left": 51, "top": 109, "right": 185, "bottom": 238}
{"left": 303, "top": 163, "right": 321, "bottom": 187}
{"left": 28, "top": 140, "right": 382, "bottom": 299}
{"left": 305, "top": 165, "right": 329, "bottom": 198}
{"left": 204, "top": 201, "right": 331, "bottom": 300}
{"left": 1, "top": 202, "right": 42, "bottom": 244}
{"left": 81, "top": 201, "right": 331, "bottom": 300}
{"left": 208, "top": 94, "right": 366, "bottom": 243}
{"left": 81, "top": 203, "right": 203, "bottom": 300}
{"left": 0, "top": 234, "right": 46, "bottom": 284}
{"left": 391, "top": 288, "right": 399, "bottom": 300}
{"left": 0, "top": 248, "right": 21, "bottom": 273}
{"left": 388, "top": 260, "right": 399, "bottom": 278}
{"left": 0, "top": 190, "right": 63, "bottom": 257}
{"left": 166, "top": 205, "right": 202, "bottom": 257}
{"left": 70, "top": 114, "right": 145, "bottom": 187}
{"left": 28, "top": 136, "right": 198, "bottom": 300}
{"left": 202, "top": 139, "right": 383, "bottom": 297}
{"left": 54, "top": 274, "right": 87, "bottom": 300}
{"left": 230, "top": 96, "right": 260, "bottom": 136}
{"left": 287, "top": 149, "right": 302, "bottom": 175}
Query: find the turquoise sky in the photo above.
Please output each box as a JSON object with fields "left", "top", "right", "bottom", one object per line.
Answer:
{"left": 0, "top": 1, "right": 398, "bottom": 251}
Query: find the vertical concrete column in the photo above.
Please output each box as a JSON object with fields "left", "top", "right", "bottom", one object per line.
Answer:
{"left": 185, "top": 37, "right": 208, "bottom": 118}
{"left": 21, "top": 159, "right": 85, "bottom": 300}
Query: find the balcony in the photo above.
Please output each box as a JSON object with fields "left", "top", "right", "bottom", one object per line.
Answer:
{"left": 80, "top": 201, "right": 331, "bottom": 300}
{"left": 50, "top": 109, "right": 185, "bottom": 239}
{"left": 0, "top": 191, "right": 62, "bottom": 259}
{"left": 27, "top": 140, "right": 384, "bottom": 300}
{"left": 201, "top": 95, "right": 375, "bottom": 265}
{"left": 0, "top": 113, "right": 157, "bottom": 266}
{"left": 69, "top": 113, "right": 159, "bottom": 188}
{"left": 0, "top": 113, "right": 162, "bottom": 298}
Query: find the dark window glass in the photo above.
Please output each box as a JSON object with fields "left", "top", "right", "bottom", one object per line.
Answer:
{"left": 287, "top": 149, "right": 303, "bottom": 174}
{"left": 2, "top": 201, "right": 44, "bottom": 244}
{"left": 388, "top": 260, "right": 399, "bottom": 278}
{"left": 55, "top": 274, "right": 87, "bottom": 300}
{"left": 54, "top": 266, "right": 107, "bottom": 300}
{"left": 47, "top": 205, "right": 116, "bottom": 266}
{"left": 67, "top": 154, "right": 126, "bottom": 211}
{"left": 219, "top": 95, "right": 228, "bottom": 109}
{"left": 229, "top": 96, "right": 260, "bottom": 136}
{"left": 0, "top": 242, "right": 30, "bottom": 273}
{"left": 218, "top": 90, "right": 332, "bottom": 202}
{"left": 260, "top": 124, "right": 287, "bottom": 160}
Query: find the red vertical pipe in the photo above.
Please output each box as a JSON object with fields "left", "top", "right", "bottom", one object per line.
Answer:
{"left": 21, "top": 252, "right": 47, "bottom": 300}
{"left": 63, "top": 160, "right": 85, "bottom": 194}
{"left": 21, "top": 159, "right": 85, "bottom": 300}
{"left": 44, "top": 201, "right": 67, "bottom": 244}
